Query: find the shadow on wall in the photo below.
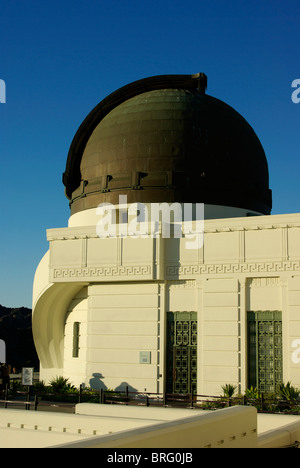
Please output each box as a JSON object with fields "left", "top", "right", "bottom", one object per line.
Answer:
{"left": 89, "top": 374, "right": 138, "bottom": 393}
{"left": 115, "top": 382, "right": 138, "bottom": 393}
{"left": 89, "top": 373, "right": 107, "bottom": 390}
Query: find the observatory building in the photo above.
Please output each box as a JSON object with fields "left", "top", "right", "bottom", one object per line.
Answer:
{"left": 33, "top": 74, "right": 300, "bottom": 396}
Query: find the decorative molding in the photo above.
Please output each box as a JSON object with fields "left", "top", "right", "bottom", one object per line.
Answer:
{"left": 247, "top": 277, "right": 281, "bottom": 288}
{"left": 47, "top": 215, "right": 300, "bottom": 242}
{"left": 281, "top": 226, "right": 289, "bottom": 261}
{"left": 168, "top": 280, "right": 196, "bottom": 289}
{"left": 51, "top": 260, "right": 300, "bottom": 282}
{"left": 239, "top": 230, "right": 245, "bottom": 263}
{"left": 51, "top": 264, "right": 152, "bottom": 281}
{"left": 166, "top": 260, "right": 300, "bottom": 278}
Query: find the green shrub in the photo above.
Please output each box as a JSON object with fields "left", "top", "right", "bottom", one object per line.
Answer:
{"left": 33, "top": 380, "right": 47, "bottom": 394}
{"left": 221, "top": 384, "right": 237, "bottom": 398}
{"left": 245, "top": 386, "right": 261, "bottom": 400}
{"left": 278, "top": 382, "right": 300, "bottom": 402}
{"left": 49, "top": 376, "right": 77, "bottom": 394}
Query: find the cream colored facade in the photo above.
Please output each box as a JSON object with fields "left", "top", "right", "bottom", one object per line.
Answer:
{"left": 32, "top": 208, "right": 300, "bottom": 395}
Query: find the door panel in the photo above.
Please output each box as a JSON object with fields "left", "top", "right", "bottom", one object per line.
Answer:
{"left": 248, "top": 311, "right": 283, "bottom": 393}
{"left": 167, "top": 312, "right": 197, "bottom": 394}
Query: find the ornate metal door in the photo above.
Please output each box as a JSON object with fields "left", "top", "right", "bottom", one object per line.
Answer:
{"left": 166, "top": 312, "right": 197, "bottom": 394}
{"left": 248, "top": 311, "right": 283, "bottom": 393}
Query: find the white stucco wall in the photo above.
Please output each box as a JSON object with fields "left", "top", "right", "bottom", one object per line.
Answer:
{"left": 33, "top": 212, "right": 300, "bottom": 394}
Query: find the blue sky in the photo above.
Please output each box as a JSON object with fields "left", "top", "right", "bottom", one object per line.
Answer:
{"left": 0, "top": 0, "right": 300, "bottom": 308}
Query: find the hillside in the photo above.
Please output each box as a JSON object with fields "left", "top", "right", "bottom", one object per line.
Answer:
{"left": 0, "top": 305, "right": 39, "bottom": 370}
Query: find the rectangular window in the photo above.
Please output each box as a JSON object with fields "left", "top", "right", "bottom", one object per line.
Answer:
{"left": 72, "top": 322, "right": 80, "bottom": 358}
{"left": 248, "top": 311, "right": 283, "bottom": 393}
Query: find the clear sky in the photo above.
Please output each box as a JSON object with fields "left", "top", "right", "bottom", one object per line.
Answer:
{"left": 0, "top": 0, "right": 300, "bottom": 308}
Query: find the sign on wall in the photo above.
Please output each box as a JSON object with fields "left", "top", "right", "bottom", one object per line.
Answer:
{"left": 22, "top": 367, "right": 34, "bottom": 386}
{"left": 139, "top": 351, "right": 151, "bottom": 364}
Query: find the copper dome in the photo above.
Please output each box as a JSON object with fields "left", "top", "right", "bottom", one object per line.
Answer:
{"left": 63, "top": 74, "right": 272, "bottom": 215}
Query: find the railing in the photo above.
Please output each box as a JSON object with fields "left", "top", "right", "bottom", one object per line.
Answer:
{"left": 1, "top": 384, "right": 300, "bottom": 415}
{"left": 0, "top": 385, "right": 39, "bottom": 410}
{"left": 82, "top": 388, "right": 300, "bottom": 414}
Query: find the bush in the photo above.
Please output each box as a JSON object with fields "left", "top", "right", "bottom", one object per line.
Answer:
{"left": 33, "top": 380, "right": 47, "bottom": 394}
{"left": 49, "top": 376, "right": 77, "bottom": 394}
{"left": 245, "top": 386, "right": 261, "bottom": 400}
{"left": 278, "top": 382, "right": 300, "bottom": 402}
{"left": 221, "top": 384, "right": 237, "bottom": 398}
{"left": 10, "top": 379, "right": 23, "bottom": 395}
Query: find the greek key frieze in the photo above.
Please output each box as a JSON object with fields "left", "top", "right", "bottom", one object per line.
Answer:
{"left": 166, "top": 260, "right": 300, "bottom": 277}
{"left": 52, "top": 264, "right": 152, "bottom": 281}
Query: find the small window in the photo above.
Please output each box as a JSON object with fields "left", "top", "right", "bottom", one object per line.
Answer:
{"left": 72, "top": 322, "right": 80, "bottom": 358}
